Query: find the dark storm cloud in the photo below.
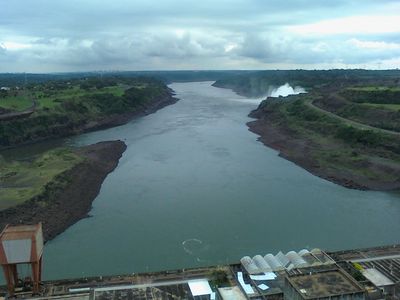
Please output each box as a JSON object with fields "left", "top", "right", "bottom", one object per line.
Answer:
{"left": 1, "top": 0, "right": 399, "bottom": 71}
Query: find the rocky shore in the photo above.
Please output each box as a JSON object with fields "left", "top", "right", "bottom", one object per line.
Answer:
{"left": 0, "top": 141, "right": 127, "bottom": 241}
{"left": 247, "top": 109, "right": 400, "bottom": 191}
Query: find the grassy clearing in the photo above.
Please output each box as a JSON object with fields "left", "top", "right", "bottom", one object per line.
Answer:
{"left": 34, "top": 85, "right": 126, "bottom": 109}
{"left": 342, "top": 86, "right": 400, "bottom": 105}
{"left": 363, "top": 103, "right": 400, "bottom": 111}
{"left": 0, "top": 95, "right": 32, "bottom": 111}
{"left": 0, "top": 148, "right": 83, "bottom": 210}
{"left": 347, "top": 86, "right": 400, "bottom": 92}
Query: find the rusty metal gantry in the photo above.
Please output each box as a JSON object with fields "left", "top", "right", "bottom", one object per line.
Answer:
{"left": 0, "top": 223, "right": 44, "bottom": 296}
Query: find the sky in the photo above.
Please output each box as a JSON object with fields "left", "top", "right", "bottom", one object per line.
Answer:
{"left": 1, "top": 0, "right": 400, "bottom": 72}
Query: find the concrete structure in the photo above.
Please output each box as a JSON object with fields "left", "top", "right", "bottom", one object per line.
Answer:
{"left": 241, "top": 249, "right": 335, "bottom": 274}
{"left": 285, "top": 269, "right": 366, "bottom": 300}
{"left": 264, "top": 254, "right": 285, "bottom": 271}
{"left": 253, "top": 255, "right": 272, "bottom": 273}
{"left": 0, "top": 224, "right": 43, "bottom": 296}
{"left": 286, "top": 251, "right": 308, "bottom": 269}
{"left": 188, "top": 279, "right": 215, "bottom": 299}
{"left": 240, "top": 256, "right": 259, "bottom": 274}
{"left": 218, "top": 286, "right": 247, "bottom": 300}
{"left": 1, "top": 243, "right": 400, "bottom": 299}
{"left": 331, "top": 245, "right": 400, "bottom": 298}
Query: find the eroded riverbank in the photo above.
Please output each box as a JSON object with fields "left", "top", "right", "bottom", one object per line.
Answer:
{"left": 247, "top": 96, "right": 400, "bottom": 191}
{"left": 0, "top": 140, "right": 126, "bottom": 241}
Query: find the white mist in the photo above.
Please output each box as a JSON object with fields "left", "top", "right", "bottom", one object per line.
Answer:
{"left": 270, "top": 83, "right": 306, "bottom": 97}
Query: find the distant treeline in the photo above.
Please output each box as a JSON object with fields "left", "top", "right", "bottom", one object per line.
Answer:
{"left": 213, "top": 69, "right": 400, "bottom": 97}
{"left": 0, "top": 70, "right": 250, "bottom": 87}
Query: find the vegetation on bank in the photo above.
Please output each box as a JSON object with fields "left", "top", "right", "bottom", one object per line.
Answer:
{"left": 251, "top": 90, "right": 400, "bottom": 189}
{"left": 312, "top": 86, "right": 400, "bottom": 132}
{"left": 0, "top": 76, "right": 172, "bottom": 148}
{"left": 0, "top": 148, "right": 83, "bottom": 210}
{"left": 215, "top": 69, "right": 400, "bottom": 189}
{"left": 341, "top": 86, "right": 400, "bottom": 104}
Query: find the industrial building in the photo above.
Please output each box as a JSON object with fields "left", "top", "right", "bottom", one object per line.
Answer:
{"left": 0, "top": 224, "right": 399, "bottom": 300}
{"left": 240, "top": 249, "right": 335, "bottom": 274}
{"left": 330, "top": 245, "right": 400, "bottom": 299}
{"left": 285, "top": 269, "right": 365, "bottom": 300}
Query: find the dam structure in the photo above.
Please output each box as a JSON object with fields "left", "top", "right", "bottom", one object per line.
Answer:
{"left": 0, "top": 225, "right": 399, "bottom": 300}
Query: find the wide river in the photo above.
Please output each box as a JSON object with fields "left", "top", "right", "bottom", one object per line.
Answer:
{"left": 11, "top": 82, "right": 400, "bottom": 280}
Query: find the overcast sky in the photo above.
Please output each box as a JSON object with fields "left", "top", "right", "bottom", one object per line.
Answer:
{"left": 1, "top": 0, "right": 400, "bottom": 72}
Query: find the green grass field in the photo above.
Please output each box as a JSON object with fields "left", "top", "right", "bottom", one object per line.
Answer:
{"left": 0, "top": 148, "right": 83, "bottom": 210}
{"left": 0, "top": 95, "right": 32, "bottom": 111}
{"left": 34, "top": 85, "right": 126, "bottom": 109}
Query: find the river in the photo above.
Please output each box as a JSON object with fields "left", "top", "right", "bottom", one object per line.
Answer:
{"left": 6, "top": 82, "right": 400, "bottom": 280}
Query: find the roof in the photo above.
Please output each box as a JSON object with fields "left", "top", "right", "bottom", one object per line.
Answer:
{"left": 0, "top": 224, "right": 40, "bottom": 241}
{"left": 241, "top": 249, "right": 335, "bottom": 273}
{"left": 362, "top": 268, "right": 394, "bottom": 287}
{"left": 0, "top": 224, "right": 43, "bottom": 264}
{"left": 218, "top": 286, "right": 247, "bottom": 300}
{"left": 188, "top": 279, "right": 212, "bottom": 296}
{"left": 286, "top": 269, "right": 365, "bottom": 299}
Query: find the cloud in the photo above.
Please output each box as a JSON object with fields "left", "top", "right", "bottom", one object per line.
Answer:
{"left": 288, "top": 15, "right": 400, "bottom": 35}
{"left": 349, "top": 39, "right": 400, "bottom": 50}
{"left": 0, "top": 0, "right": 400, "bottom": 71}
{"left": 234, "top": 33, "right": 400, "bottom": 66}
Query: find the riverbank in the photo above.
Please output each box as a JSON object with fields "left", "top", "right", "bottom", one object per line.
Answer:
{"left": 0, "top": 77, "right": 178, "bottom": 150}
{"left": 247, "top": 116, "right": 369, "bottom": 190}
{"left": 0, "top": 140, "right": 126, "bottom": 241}
{"left": 247, "top": 96, "right": 400, "bottom": 191}
{"left": 79, "top": 89, "right": 178, "bottom": 133}
{"left": 0, "top": 91, "right": 178, "bottom": 150}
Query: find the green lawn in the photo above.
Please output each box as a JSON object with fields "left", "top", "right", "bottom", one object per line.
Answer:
{"left": 0, "top": 95, "right": 32, "bottom": 111}
{"left": 0, "top": 148, "right": 83, "bottom": 210}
